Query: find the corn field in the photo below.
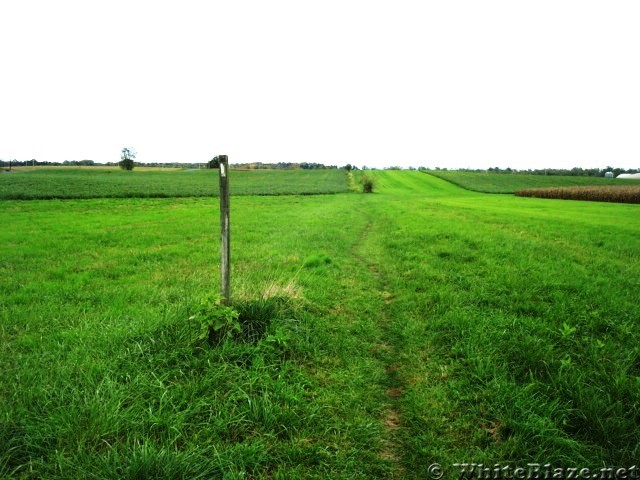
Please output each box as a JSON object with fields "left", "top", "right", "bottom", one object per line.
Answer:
{"left": 515, "top": 185, "right": 640, "bottom": 204}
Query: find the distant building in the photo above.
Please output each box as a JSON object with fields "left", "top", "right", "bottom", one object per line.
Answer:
{"left": 605, "top": 172, "right": 614, "bottom": 178}
{"left": 616, "top": 173, "right": 640, "bottom": 179}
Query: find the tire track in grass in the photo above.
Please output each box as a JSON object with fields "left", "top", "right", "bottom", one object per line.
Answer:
{"left": 352, "top": 214, "right": 407, "bottom": 478}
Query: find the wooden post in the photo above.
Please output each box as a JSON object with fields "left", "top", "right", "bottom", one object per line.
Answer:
{"left": 218, "top": 155, "right": 231, "bottom": 305}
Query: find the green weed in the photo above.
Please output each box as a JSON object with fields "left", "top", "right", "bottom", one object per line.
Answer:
{"left": 190, "top": 294, "right": 241, "bottom": 345}
{"left": 303, "top": 253, "right": 332, "bottom": 268}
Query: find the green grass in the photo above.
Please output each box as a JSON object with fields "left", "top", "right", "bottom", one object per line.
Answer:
{"left": 1, "top": 172, "right": 639, "bottom": 478}
{"left": 360, "top": 172, "right": 640, "bottom": 474}
{"left": 0, "top": 168, "right": 349, "bottom": 199}
{"left": 428, "top": 170, "right": 640, "bottom": 193}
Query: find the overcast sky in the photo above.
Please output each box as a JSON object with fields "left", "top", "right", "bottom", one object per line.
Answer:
{"left": 1, "top": 1, "right": 639, "bottom": 170}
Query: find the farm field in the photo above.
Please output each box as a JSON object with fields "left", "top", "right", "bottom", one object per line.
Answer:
{"left": 428, "top": 169, "right": 640, "bottom": 193}
{"left": 515, "top": 185, "right": 640, "bottom": 204}
{"left": 0, "top": 167, "right": 350, "bottom": 199}
{"left": 1, "top": 171, "right": 639, "bottom": 478}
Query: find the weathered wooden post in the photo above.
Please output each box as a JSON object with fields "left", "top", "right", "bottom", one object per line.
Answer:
{"left": 218, "top": 155, "right": 231, "bottom": 305}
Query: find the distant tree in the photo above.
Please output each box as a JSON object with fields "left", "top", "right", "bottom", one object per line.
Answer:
{"left": 208, "top": 156, "right": 220, "bottom": 169}
{"left": 119, "top": 147, "right": 136, "bottom": 170}
{"left": 343, "top": 164, "right": 353, "bottom": 171}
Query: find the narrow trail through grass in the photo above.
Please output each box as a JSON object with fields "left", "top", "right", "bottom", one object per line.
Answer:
{"left": 350, "top": 214, "right": 406, "bottom": 477}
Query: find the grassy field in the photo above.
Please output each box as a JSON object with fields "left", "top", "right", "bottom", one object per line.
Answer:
{"left": 0, "top": 167, "right": 350, "bottom": 199}
{"left": 1, "top": 171, "right": 639, "bottom": 478}
{"left": 428, "top": 170, "right": 640, "bottom": 193}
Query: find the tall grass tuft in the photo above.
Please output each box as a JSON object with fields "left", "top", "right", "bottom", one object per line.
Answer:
{"left": 234, "top": 297, "right": 283, "bottom": 343}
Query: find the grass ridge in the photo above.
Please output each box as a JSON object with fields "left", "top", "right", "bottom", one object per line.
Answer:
{"left": 427, "top": 170, "right": 640, "bottom": 194}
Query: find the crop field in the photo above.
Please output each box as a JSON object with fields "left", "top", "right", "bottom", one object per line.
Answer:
{"left": 428, "top": 170, "right": 640, "bottom": 193}
{"left": 1, "top": 171, "right": 639, "bottom": 478}
{"left": 0, "top": 167, "right": 350, "bottom": 199}
{"left": 515, "top": 185, "right": 640, "bottom": 204}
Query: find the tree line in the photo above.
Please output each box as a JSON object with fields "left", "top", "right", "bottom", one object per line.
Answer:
{"left": 218, "top": 161, "right": 339, "bottom": 170}
{"left": 0, "top": 159, "right": 98, "bottom": 167}
{"left": 484, "top": 166, "right": 639, "bottom": 177}
{"left": 0, "top": 159, "right": 340, "bottom": 170}
{"left": 2, "top": 158, "right": 637, "bottom": 177}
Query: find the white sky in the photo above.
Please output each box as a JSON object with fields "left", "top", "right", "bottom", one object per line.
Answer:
{"left": 1, "top": 1, "right": 639, "bottom": 170}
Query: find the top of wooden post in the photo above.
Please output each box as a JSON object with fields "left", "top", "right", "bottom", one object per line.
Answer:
{"left": 218, "top": 155, "right": 228, "bottom": 176}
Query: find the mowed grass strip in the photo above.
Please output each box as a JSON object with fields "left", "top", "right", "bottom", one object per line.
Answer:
{"left": 360, "top": 171, "right": 640, "bottom": 473}
{"left": 0, "top": 167, "right": 349, "bottom": 199}
{"left": 428, "top": 170, "right": 640, "bottom": 193}
{"left": 515, "top": 185, "right": 640, "bottom": 203}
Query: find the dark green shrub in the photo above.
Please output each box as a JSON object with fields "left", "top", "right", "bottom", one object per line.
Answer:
{"left": 360, "top": 174, "right": 375, "bottom": 193}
